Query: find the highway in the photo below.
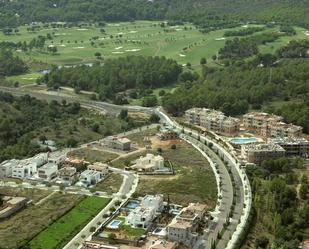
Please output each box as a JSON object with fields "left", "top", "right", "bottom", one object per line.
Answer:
{"left": 0, "top": 86, "right": 251, "bottom": 249}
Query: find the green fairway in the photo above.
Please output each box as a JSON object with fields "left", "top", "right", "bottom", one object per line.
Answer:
{"left": 1, "top": 21, "right": 306, "bottom": 72}
{"left": 29, "top": 196, "right": 111, "bottom": 249}
{"left": 6, "top": 72, "right": 42, "bottom": 85}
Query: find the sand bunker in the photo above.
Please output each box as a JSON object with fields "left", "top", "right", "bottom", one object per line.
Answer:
{"left": 179, "top": 54, "right": 186, "bottom": 57}
{"left": 77, "top": 28, "right": 88, "bottom": 31}
{"left": 215, "top": 38, "right": 226, "bottom": 41}
{"left": 304, "top": 31, "right": 309, "bottom": 36}
{"left": 73, "top": 46, "right": 85, "bottom": 49}
{"left": 125, "top": 49, "right": 141, "bottom": 52}
{"left": 175, "top": 28, "right": 183, "bottom": 31}
{"left": 112, "top": 51, "right": 125, "bottom": 54}
{"left": 129, "top": 31, "right": 138, "bottom": 33}
{"left": 59, "top": 44, "right": 66, "bottom": 47}
{"left": 115, "top": 47, "right": 123, "bottom": 50}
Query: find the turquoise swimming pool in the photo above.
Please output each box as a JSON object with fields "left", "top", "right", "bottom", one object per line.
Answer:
{"left": 230, "top": 137, "right": 257, "bottom": 145}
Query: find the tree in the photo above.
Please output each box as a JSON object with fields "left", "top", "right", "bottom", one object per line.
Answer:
{"left": 91, "top": 123, "right": 100, "bottom": 133}
{"left": 158, "top": 89, "right": 166, "bottom": 96}
{"left": 212, "top": 55, "right": 217, "bottom": 61}
{"left": 200, "top": 57, "right": 207, "bottom": 65}
{"left": 255, "top": 235, "right": 269, "bottom": 248}
{"left": 171, "top": 144, "right": 176, "bottom": 149}
{"left": 66, "top": 138, "right": 78, "bottom": 148}
{"left": 149, "top": 113, "right": 160, "bottom": 123}
{"left": 119, "top": 109, "right": 128, "bottom": 120}
{"left": 299, "top": 183, "right": 308, "bottom": 199}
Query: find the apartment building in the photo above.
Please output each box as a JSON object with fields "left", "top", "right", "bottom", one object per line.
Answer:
{"left": 243, "top": 112, "right": 302, "bottom": 138}
{"left": 270, "top": 137, "right": 309, "bottom": 158}
{"left": 185, "top": 108, "right": 240, "bottom": 134}
{"left": 242, "top": 143, "right": 286, "bottom": 165}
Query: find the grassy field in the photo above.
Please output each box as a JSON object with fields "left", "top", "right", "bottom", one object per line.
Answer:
{"left": 29, "top": 196, "right": 111, "bottom": 249}
{"left": 1, "top": 21, "right": 306, "bottom": 78}
{"left": 95, "top": 173, "right": 123, "bottom": 195}
{"left": 0, "top": 192, "right": 82, "bottom": 249}
{"left": 67, "top": 148, "right": 119, "bottom": 163}
{"left": 0, "top": 186, "right": 49, "bottom": 202}
{"left": 111, "top": 133, "right": 217, "bottom": 207}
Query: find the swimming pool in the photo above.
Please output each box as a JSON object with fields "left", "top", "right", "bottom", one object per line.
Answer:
{"left": 126, "top": 201, "right": 138, "bottom": 209}
{"left": 230, "top": 137, "right": 257, "bottom": 145}
{"left": 107, "top": 219, "right": 122, "bottom": 229}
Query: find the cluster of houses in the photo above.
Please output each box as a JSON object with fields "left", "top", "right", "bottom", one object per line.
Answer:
{"left": 0, "top": 152, "right": 110, "bottom": 187}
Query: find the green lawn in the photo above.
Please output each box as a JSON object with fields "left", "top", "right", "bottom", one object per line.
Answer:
{"left": 29, "top": 196, "right": 111, "bottom": 249}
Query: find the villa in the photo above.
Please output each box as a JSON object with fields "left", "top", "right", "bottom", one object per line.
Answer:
{"left": 58, "top": 166, "right": 77, "bottom": 185}
{"left": 125, "top": 195, "right": 163, "bottom": 229}
{"left": 38, "top": 162, "right": 58, "bottom": 181}
{"left": 167, "top": 203, "right": 207, "bottom": 247}
{"left": 102, "top": 136, "right": 131, "bottom": 151}
{"left": 131, "top": 154, "right": 166, "bottom": 172}
{"left": 88, "top": 162, "right": 109, "bottom": 175}
{"left": 79, "top": 169, "right": 103, "bottom": 186}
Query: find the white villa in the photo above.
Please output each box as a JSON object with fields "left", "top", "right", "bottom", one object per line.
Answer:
{"left": 79, "top": 169, "right": 103, "bottom": 186}
{"left": 125, "top": 195, "right": 163, "bottom": 229}
{"left": 131, "top": 154, "right": 165, "bottom": 172}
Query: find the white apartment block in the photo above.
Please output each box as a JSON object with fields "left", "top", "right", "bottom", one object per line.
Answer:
{"left": 125, "top": 195, "right": 163, "bottom": 229}
{"left": 185, "top": 108, "right": 240, "bottom": 134}
{"left": 38, "top": 163, "right": 58, "bottom": 181}
{"left": 132, "top": 154, "right": 165, "bottom": 172}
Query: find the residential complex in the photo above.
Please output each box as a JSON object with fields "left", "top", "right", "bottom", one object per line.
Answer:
{"left": 185, "top": 108, "right": 240, "bottom": 134}
{"left": 242, "top": 143, "right": 286, "bottom": 165}
{"left": 131, "top": 154, "right": 166, "bottom": 172}
{"left": 243, "top": 112, "right": 302, "bottom": 138}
